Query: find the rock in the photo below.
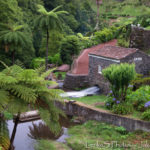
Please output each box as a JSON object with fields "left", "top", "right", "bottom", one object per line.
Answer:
{"left": 56, "top": 64, "right": 70, "bottom": 72}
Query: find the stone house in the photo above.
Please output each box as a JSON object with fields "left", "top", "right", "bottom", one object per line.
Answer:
{"left": 88, "top": 46, "right": 150, "bottom": 94}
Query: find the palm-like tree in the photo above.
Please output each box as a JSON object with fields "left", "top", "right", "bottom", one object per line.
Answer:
{"left": 35, "top": 5, "right": 68, "bottom": 70}
{"left": 0, "top": 63, "right": 64, "bottom": 150}
{"left": 95, "top": 0, "right": 102, "bottom": 30}
{"left": 0, "top": 24, "right": 30, "bottom": 64}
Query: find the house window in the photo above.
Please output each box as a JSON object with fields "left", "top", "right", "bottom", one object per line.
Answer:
{"left": 98, "top": 65, "right": 102, "bottom": 74}
{"left": 134, "top": 57, "right": 142, "bottom": 61}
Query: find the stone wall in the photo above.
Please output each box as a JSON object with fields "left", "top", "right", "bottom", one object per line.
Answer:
{"left": 55, "top": 100, "right": 150, "bottom": 132}
{"left": 130, "top": 26, "right": 150, "bottom": 51}
{"left": 88, "top": 55, "right": 119, "bottom": 94}
{"left": 63, "top": 72, "right": 89, "bottom": 90}
{"left": 121, "top": 51, "right": 150, "bottom": 75}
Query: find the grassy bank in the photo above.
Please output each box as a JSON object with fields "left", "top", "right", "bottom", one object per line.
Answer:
{"left": 35, "top": 120, "right": 150, "bottom": 150}
{"left": 69, "top": 95, "right": 107, "bottom": 105}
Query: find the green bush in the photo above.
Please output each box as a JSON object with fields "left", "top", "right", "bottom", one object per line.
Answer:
{"left": 127, "top": 86, "right": 150, "bottom": 112}
{"left": 102, "top": 63, "right": 136, "bottom": 102}
{"left": 141, "top": 109, "right": 150, "bottom": 121}
{"left": 94, "top": 26, "right": 120, "bottom": 43}
{"left": 132, "top": 75, "right": 150, "bottom": 89}
{"left": 94, "top": 28, "right": 113, "bottom": 43}
{"left": 112, "top": 103, "right": 134, "bottom": 115}
{"left": 115, "top": 126, "right": 128, "bottom": 135}
{"left": 60, "top": 35, "right": 80, "bottom": 65}
{"left": 105, "top": 96, "right": 116, "bottom": 109}
{"left": 30, "top": 57, "right": 45, "bottom": 69}
{"left": 48, "top": 53, "right": 62, "bottom": 66}
{"left": 117, "top": 38, "right": 129, "bottom": 48}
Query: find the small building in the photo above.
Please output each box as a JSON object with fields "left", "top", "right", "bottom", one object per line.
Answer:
{"left": 88, "top": 46, "right": 150, "bottom": 94}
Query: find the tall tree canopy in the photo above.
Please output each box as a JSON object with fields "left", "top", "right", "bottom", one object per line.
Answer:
{"left": 0, "top": 24, "right": 31, "bottom": 64}
{"left": 35, "top": 5, "right": 68, "bottom": 70}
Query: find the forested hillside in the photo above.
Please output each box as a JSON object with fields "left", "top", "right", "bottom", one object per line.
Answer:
{"left": 0, "top": 0, "right": 150, "bottom": 69}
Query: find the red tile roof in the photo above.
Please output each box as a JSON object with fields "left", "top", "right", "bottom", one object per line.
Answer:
{"left": 71, "top": 40, "right": 117, "bottom": 74}
{"left": 89, "top": 46, "right": 138, "bottom": 60}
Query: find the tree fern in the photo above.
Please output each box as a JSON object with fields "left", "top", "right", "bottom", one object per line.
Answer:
{"left": 0, "top": 24, "right": 31, "bottom": 64}
{"left": 0, "top": 62, "right": 65, "bottom": 149}
{"left": 0, "top": 121, "right": 10, "bottom": 150}
{"left": 35, "top": 5, "right": 68, "bottom": 70}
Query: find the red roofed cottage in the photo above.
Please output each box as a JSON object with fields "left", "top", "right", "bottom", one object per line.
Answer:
{"left": 89, "top": 46, "right": 150, "bottom": 94}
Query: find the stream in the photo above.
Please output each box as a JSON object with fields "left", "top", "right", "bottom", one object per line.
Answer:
{"left": 7, "top": 116, "right": 76, "bottom": 150}
{"left": 61, "top": 86, "right": 100, "bottom": 98}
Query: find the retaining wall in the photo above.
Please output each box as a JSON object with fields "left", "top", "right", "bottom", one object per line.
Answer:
{"left": 63, "top": 72, "right": 89, "bottom": 90}
{"left": 55, "top": 100, "right": 150, "bottom": 132}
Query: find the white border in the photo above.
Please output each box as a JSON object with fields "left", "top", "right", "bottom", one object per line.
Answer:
{"left": 89, "top": 54, "right": 120, "bottom": 63}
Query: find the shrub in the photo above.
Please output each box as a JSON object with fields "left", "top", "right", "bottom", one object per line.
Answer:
{"left": 60, "top": 35, "right": 80, "bottom": 65}
{"left": 48, "top": 53, "right": 62, "bottom": 66}
{"left": 112, "top": 103, "right": 134, "bottom": 115}
{"left": 132, "top": 75, "right": 150, "bottom": 90}
{"left": 117, "top": 38, "right": 129, "bottom": 48}
{"left": 94, "top": 28, "right": 113, "bottom": 43}
{"left": 141, "top": 109, "right": 150, "bottom": 121}
{"left": 102, "top": 63, "right": 136, "bottom": 102}
{"left": 115, "top": 126, "right": 128, "bottom": 135}
{"left": 30, "top": 57, "right": 45, "bottom": 69}
{"left": 105, "top": 96, "right": 116, "bottom": 109}
{"left": 127, "top": 86, "right": 150, "bottom": 112}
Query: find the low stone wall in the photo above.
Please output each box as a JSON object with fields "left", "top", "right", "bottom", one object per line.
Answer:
{"left": 130, "top": 26, "right": 150, "bottom": 51}
{"left": 63, "top": 72, "right": 89, "bottom": 90}
{"left": 55, "top": 100, "right": 150, "bottom": 132}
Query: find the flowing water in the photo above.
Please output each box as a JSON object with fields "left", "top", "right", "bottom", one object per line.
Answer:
{"left": 61, "top": 86, "right": 100, "bottom": 98}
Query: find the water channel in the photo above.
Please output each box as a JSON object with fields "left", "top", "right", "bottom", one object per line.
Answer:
{"left": 7, "top": 116, "right": 77, "bottom": 150}
{"left": 6, "top": 86, "right": 100, "bottom": 150}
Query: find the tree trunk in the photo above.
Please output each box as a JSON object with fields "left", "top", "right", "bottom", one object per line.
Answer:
{"left": 8, "top": 113, "right": 20, "bottom": 150}
{"left": 12, "top": 51, "right": 15, "bottom": 65}
{"left": 95, "top": 0, "right": 101, "bottom": 31}
{"left": 45, "top": 28, "right": 49, "bottom": 71}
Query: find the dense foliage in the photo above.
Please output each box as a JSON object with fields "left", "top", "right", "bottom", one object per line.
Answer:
{"left": 60, "top": 35, "right": 80, "bottom": 64}
{"left": 0, "top": 64, "right": 64, "bottom": 133}
{"left": 102, "top": 63, "right": 136, "bottom": 102}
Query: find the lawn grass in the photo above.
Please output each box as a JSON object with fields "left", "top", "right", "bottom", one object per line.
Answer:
{"left": 67, "top": 120, "right": 150, "bottom": 150}
{"left": 35, "top": 120, "right": 150, "bottom": 150}
{"left": 69, "top": 95, "right": 107, "bottom": 105}
{"left": 35, "top": 140, "right": 70, "bottom": 150}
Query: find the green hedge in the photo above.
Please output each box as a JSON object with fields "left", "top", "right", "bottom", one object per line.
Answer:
{"left": 93, "top": 26, "right": 121, "bottom": 43}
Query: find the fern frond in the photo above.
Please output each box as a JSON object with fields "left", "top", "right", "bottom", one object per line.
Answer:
{"left": 51, "top": 5, "right": 62, "bottom": 12}
{"left": 7, "top": 84, "right": 37, "bottom": 103}
{"left": 0, "top": 73, "right": 17, "bottom": 86}
{"left": 40, "top": 68, "right": 55, "bottom": 79}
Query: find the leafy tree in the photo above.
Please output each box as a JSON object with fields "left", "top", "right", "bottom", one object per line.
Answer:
{"left": 60, "top": 35, "right": 80, "bottom": 65}
{"left": 34, "top": 5, "right": 68, "bottom": 70}
{"left": 0, "top": 63, "right": 64, "bottom": 150}
{"left": 102, "top": 63, "right": 136, "bottom": 101}
{"left": 0, "top": 24, "right": 31, "bottom": 64}
{"left": 0, "top": 0, "right": 22, "bottom": 24}
{"left": 39, "top": 30, "right": 64, "bottom": 57}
